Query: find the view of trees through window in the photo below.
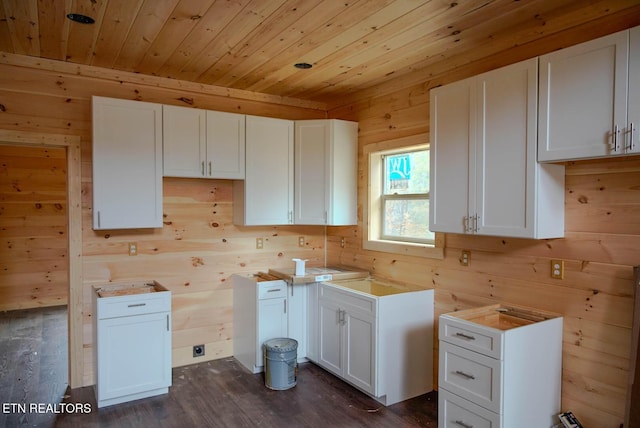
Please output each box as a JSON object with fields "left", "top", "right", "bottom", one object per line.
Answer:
{"left": 382, "top": 149, "right": 434, "bottom": 243}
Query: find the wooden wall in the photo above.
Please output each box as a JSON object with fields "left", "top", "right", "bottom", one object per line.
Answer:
{"left": 0, "top": 54, "right": 327, "bottom": 386}
{"left": 0, "top": 144, "right": 68, "bottom": 310}
{"left": 326, "top": 15, "right": 640, "bottom": 428}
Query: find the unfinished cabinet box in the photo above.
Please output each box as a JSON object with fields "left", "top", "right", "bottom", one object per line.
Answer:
{"left": 93, "top": 282, "right": 172, "bottom": 408}
{"left": 92, "top": 96, "right": 163, "bottom": 229}
{"left": 438, "top": 304, "right": 562, "bottom": 428}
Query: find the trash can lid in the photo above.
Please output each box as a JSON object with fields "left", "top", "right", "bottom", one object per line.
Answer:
{"left": 264, "top": 337, "right": 298, "bottom": 352}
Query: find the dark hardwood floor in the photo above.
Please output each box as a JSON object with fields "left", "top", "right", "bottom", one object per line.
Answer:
{"left": 1, "top": 307, "right": 438, "bottom": 428}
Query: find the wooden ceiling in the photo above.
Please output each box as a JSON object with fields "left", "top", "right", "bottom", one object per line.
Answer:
{"left": 1, "top": 0, "right": 640, "bottom": 104}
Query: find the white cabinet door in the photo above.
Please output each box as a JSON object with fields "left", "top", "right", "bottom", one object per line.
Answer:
{"left": 163, "top": 105, "right": 206, "bottom": 178}
{"left": 294, "top": 120, "right": 328, "bottom": 225}
{"left": 287, "top": 284, "right": 308, "bottom": 361}
{"left": 257, "top": 297, "right": 288, "bottom": 366}
{"left": 475, "top": 59, "right": 537, "bottom": 237}
{"left": 206, "top": 111, "right": 245, "bottom": 179}
{"left": 97, "top": 311, "right": 171, "bottom": 403}
{"left": 317, "top": 297, "right": 343, "bottom": 377}
{"left": 92, "top": 96, "right": 163, "bottom": 229}
{"left": 629, "top": 26, "right": 640, "bottom": 155}
{"left": 429, "top": 78, "right": 474, "bottom": 234}
{"left": 234, "top": 115, "right": 293, "bottom": 225}
{"left": 343, "top": 307, "right": 376, "bottom": 395}
{"left": 294, "top": 119, "right": 358, "bottom": 225}
{"left": 538, "top": 30, "right": 629, "bottom": 161}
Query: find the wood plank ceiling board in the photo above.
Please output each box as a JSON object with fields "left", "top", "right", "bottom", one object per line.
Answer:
{"left": 1, "top": 0, "right": 640, "bottom": 103}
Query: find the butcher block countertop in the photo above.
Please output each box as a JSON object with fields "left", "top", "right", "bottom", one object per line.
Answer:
{"left": 268, "top": 266, "right": 368, "bottom": 284}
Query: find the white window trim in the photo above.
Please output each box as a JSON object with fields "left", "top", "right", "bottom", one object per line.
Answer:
{"left": 363, "top": 137, "right": 444, "bottom": 259}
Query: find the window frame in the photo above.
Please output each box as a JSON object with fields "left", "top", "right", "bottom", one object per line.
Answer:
{"left": 379, "top": 147, "right": 432, "bottom": 244}
{"left": 362, "top": 138, "right": 443, "bottom": 259}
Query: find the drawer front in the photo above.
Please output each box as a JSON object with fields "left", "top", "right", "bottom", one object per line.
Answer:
{"left": 97, "top": 291, "right": 171, "bottom": 319}
{"left": 258, "top": 280, "right": 287, "bottom": 299}
{"left": 439, "top": 389, "right": 502, "bottom": 428}
{"left": 440, "top": 315, "right": 503, "bottom": 359}
{"left": 319, "top": 283, "right": 376, "bottom": 317}
{"left": 439, "top": 342, "right": 502, "bottom": 413}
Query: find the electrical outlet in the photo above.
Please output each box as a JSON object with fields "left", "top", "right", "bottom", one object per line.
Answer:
{"left": 298, "top": 236, "right": 305, "bottom": 247}
{"left": 340, "top": 237, "right": 345, "bottom": 248}
{"left": 460, "top": 250, "right": 470, "bottom": 266}
{"left": 193, "top": 344, "right": 205, "bottom": 357}
{"left": 256, "top": 238, "right": 263, "bottom": 249}
{"left": 551, "top": 260, "right": 564, "bottom": 279}
{"left": 128, "top": 242, "right": 138, "bottom": 256}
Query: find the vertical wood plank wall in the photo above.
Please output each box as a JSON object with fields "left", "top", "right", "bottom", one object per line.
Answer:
{"left": 326, "top": 21, "right": 640, "bottom": 428}
{"left": 0, "top": 59, "right": 326, "bottom": 386}
{"left": 0, "top": 145, "right": 68, "bottom": 310}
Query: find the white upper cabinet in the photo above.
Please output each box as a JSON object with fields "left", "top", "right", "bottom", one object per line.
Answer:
{"left": 294, "top": 119, "right": 358, "bottom": 225}
{"left": 629, "top": 26, "right": 640, "bottom": 154}
{"left": 234, "top": 115, "right": 294, "bottom": 225}
{"left": 539, "top": 26, "right": 640, "bottom": 161}
{"left": 92, "top": 96, "right": 163, "bottom": 230}
{"left": 430, "top": 59, "right": 565, "bottom": 239}
{"left": 206, "top": 110, "right": 246, "bottom": 179}
{"left": 163, "top": 105, "right": 245, "bottom": 179}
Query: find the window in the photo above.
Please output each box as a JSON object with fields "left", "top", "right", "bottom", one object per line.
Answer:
{"left": 381, "top": 149, "right": 433, "bottom": 244}
{"left": 363, "top": 141, "right": 442, "bottom": 259}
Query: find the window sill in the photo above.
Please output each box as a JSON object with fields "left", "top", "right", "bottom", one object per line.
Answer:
{"left": 363, "top": 233, "right": 444, "bottom": 260}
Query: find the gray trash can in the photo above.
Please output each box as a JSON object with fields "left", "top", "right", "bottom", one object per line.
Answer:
{"left": 264, "top": 338, "right": 298, "bottom": 390}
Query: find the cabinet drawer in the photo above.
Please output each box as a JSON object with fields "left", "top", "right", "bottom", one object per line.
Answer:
{"left": 258, "top": 280, "right": 287, "bottom": 299}
{"left": 439, "top": 388, "right": 501, "bottom": 428}
{"left": 439, "top": 342, "right": 502, "bottom": 413}
{"left": 440, "top": 315, "right": 503, "bottom": 359}
{"left": 319, "top": 283, "right": 376, "bottom": 317}
{"left": 97, "top": 292, "right": 171, "bottom": 319}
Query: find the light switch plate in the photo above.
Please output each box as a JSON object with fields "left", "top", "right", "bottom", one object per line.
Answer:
{"left": 256, "top": 238, "right": 263, "bottom": 249}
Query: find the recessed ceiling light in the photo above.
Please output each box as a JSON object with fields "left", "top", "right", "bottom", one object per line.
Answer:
{"left": 294, "top": 63, "right": 313, "bottom": 69}
{"left": 66, "top": 13, "right": 95, "bottom": 24}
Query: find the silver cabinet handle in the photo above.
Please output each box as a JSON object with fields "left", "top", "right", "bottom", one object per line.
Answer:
{"left": 630, "top": 122, "right": 636, "bottom": 151}
{"left": 284, "top": 300, "right": 287, "bottom": 314}
{"left": 463, "top": 216, "right": 469, "bottom": 233}
{"left": 474, "top": 214, "right": 480, "bottom": 232}
{"left": 455, "top": 332, "right": 476, "bottom": 341}
{"left": 454, "top": 420, "right": 473, "bottom": 428}
{"left": 267, "top": 288, "right": 282, "bottom": 293}
{"left": 201, "top": 161, "right": 205, "bottom": 176}
{"left": 614, "top": 124, "right": 620, "bottom": 151}
{"left": 127, "top": 303, "right": 146, "bottom": 308}
{"left": 166, "top": 314, "right": 170, "bottom": 331}
{"left": 455, "top": 370, "right": 476, "bottom": 380}
{"left": 208, "top": 161, "right": 212, "bottom": 176}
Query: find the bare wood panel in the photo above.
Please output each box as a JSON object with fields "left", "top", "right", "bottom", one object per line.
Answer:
{"left": 0, "top": 144, "right": 68, "bottom": 311}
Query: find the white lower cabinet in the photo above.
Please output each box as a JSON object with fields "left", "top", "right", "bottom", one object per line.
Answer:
{"left": 438, "top": 305, "right": 563, "bottom": 428}
{"left": 93, "top": 282, "right": 172, "bottom": 408}
{"left": 232, "top": 274, "right": 288, "bottom": 373}
{"left": 314, "top": 281, "right": 434, "bottom": 406}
